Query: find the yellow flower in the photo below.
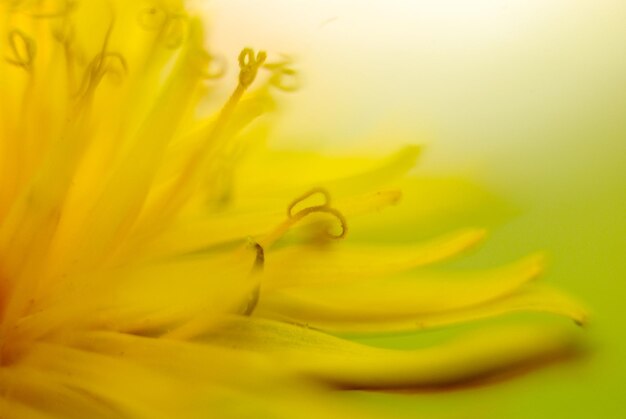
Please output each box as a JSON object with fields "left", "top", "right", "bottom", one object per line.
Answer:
{"left": 0, "top": 1, "right": 587, "bottom": 418}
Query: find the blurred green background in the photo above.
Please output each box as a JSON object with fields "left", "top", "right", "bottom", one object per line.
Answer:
{"left": 205, "top": 1, "right": 626, "bottom": 417}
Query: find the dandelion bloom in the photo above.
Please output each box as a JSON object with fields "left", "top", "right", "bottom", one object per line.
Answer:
{"left": 0, "top": 1, "right": 587, "bottom": 418}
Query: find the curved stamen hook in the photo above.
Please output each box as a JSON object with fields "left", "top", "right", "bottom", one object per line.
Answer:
{"left": 76, "top": 51, "right": 128, "bottom": 98}
{"left": 163, "top": 14, "right": 188, "bottom": 49}
{"left": 257, "top": 188, "right": 347, "bottom": 258}
{"left": 137, "top": 5, "right": 168, "bottom": 30}
{"left": 241, "top": 240, "right": 265, "bottom": 316}
{"left": 52, "top": 21, "right": 75, "bottom": 45}
{"left": 286, "top": 188, "right": 347, "bottom": 239}
{"left": 238, "top": 48, "right": 267, "bottom": 88}
{"left": 251, "top": 241, "right": 265, "bottom": 273}
{"left": 287, "top": 187, "right": 331, "bottom": 218}
{"left": 5, "top": 30, "right": 36, "bottom": 71}
{"left": 137, "top": 5, "right": 188, "bottom": 49}
{"left": 264, "top": 57, "right": 300, "bottom": 92}
{"left": 290, "top": 205, "right": 348, "bottom": 239}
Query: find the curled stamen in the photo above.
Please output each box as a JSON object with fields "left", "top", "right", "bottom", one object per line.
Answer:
{"left": 137, "top": 5, "right": 188, "bottom": 49}
{"left": 251, "top": 241, "right": 265, "bottom": 273}
{"left": 137, "top": 5, "right": 187, "bottom": 49}
{"left": 162, "top": 14, "right": 188, "bottom": 49}
{"left": 76, "top": 51, "right": 128, "bottom": 98}
{"left": 264, "top": 57, "right": 300, "bottom": 92}
{"left": 198, "top": 49, "right": 265, "bottom": 169}
{"left": 52, "top": 21, "right": 75, "bottom": 45}
{"left": 290, "top": 206, "right": 348, "bottom": 239}
{"left": 287, "top": 187, "right": 331, "bottom": 218}
{"left": 137, "top": 6, "right": 168, "bottom": 30}
{"left": 285, "top": 188, "right": 347, "bottom": 240}
{"left": 258, "top": 189, "right": 347, "bottom": 255}
{"left": 238, "top": 48, "right": 267, "bottom": 88}
{"left": 241, "top": 241, "right": 265, "bottom": 316}
{"left": 242, "top": 286, "right": 260, "bottom": 316}
{"left": 5, "top": 30, "right": 36, "bottom": 71}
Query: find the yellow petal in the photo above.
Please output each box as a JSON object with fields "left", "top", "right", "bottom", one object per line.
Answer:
{"left": 15, "top": 246, "right": 258, "bottom": 344}
{"left": 263, "top": 229, "right": 486, "bottom": 291}
{"left": 259, "top": 255, "right": 544, "bottom": 318}
{"left": 204, "top": 317, "right": 585, "bottom": 390}
{"left": 256, "top": 280, "right": 588, "bottom": 334}
{"left": 1, "top": 364, "right": 122, "bottom": 419}
{"left": 67, "top": 331, "right": 376, "bottom": 419}
{"left": 44, "top": 18, "right": 210, "bottom": 284}
{"left": 0, "top": 397, "right": 51, "bottom": 419}
{"left": 13, "top": 342, "right": 203, "bottom": 419}
{"left": 236, "top": 145, "right": 421, "bottom": 201}
{"left": 349, "top": 175, "right": 515, "bottom": 241}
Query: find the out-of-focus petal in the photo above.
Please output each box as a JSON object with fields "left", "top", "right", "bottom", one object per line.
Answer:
{"left": 263, "top": 229, "right": 486, "bottom": 290}
{"left": 349, "top": 176, "right": 515, "bottom": 241}
{"left": 257, "top": 278, "right": 587, "bottom": 334}
{"left": 204, "top": 317, "right": 585, "bottom": 390}
{"left": 236, "top": 146, "right": 421, "bottom": 200}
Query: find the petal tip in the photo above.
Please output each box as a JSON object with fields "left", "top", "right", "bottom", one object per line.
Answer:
{"left": 523, "top": 253, "right": 547, "bottom": 280}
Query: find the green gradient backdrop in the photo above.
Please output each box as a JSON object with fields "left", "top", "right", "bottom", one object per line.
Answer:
{"left": 206, "top": 1, "right": 626, "bottom": 417}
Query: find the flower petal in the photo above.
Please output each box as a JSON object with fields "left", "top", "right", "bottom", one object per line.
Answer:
{"left": 204, "top": 317, "right": 585, "bottom": 390}
{"left": 11, "top": 341, "right": 205, "bottom": 419}
{"left": 66, "top": 331, "right": 376, "bottom": 419}
{"left": 0, "top": 398, "right": 51, "bottom": 419}
{"left": 236, "top": 145, "right": 421, "bottom": 201}
{"left": 263, "top": 229, "right": 486, "bottom": 290}
{"left": 259, "top": 255, "right": 544, "bottom": 318}
{"left": 41, "top": 19, "right": 211, "bottom": 289}
{"left": 349, "top": 175, "right": 515, "bottom": 241}
{"left": 256, "top": 278, "right": 588, "bottom": 334}
{"left": 16, "top": 248, "right": 257, "bottom": 342}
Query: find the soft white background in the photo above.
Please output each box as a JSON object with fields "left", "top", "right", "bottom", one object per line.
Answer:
{"left": 197, "top": 0, "right": 625, "bottom": 192}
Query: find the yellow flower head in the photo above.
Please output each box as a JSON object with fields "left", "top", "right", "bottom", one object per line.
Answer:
{"left": 0, "top": 1, "right": 587, "bottom": 418}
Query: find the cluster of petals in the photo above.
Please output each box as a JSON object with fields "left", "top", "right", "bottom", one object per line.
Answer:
{"left": 0, "top": 1, "right": 586, "bottom": 418}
